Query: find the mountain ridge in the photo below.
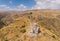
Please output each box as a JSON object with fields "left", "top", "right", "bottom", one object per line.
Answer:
{"left": 0, "top": 10, "right": 60, "bottom": 41}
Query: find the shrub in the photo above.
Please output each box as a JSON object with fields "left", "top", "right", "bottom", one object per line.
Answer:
{"left": 30, "top": 12, "right": 32, "bottom": 14}
{"left": 0, "top": 21, "right": 5, "bottom": 29}
{"left": 16, "top": 35, "right": 19, "bottom": 37}
{"left": 27, "top": 16, "right": 30, "bottom": 19}
{"left": 5, "top": 40, "right": 8, "bottom": 41}
{"left": 0, "top": 21, "right": 5, "bottom": 26}
{"left": 20, "top": 29, "right": 26, "bottom": 33}
{"left": 20, "top": 25, "right": 25, "bottom": 28}
{"left": 52, "top": 35, "right": 56, "bottom": 39}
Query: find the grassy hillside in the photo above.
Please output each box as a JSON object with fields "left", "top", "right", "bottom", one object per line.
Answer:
{"left": 0, "top": 10, "right": 60, "bottom": 41}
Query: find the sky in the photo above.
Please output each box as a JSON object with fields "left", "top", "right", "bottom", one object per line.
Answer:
{"left": 0, "top": 0, "right": 60, "bottom": 11}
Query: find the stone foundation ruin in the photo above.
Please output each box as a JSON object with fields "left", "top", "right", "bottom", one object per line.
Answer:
{"left": 28, "top": 23, "right": 41, "bottom": 37}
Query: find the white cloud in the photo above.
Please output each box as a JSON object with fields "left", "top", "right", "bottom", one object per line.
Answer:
{"left": 9, "top": 4, "right": 27, "bottom": 11}
{"left": 0, "top": 5, "right": 8, "bottom": 7}
{"left": 17, "top": 4, "right": 27, "bottom": 11}
{"left": 0, "top": 5, "right": 10, "bottom": 10}
{"left": 0, "top": 4, "right": 27, "bottom": 11}
{"left": 18, "top": 4, "right": 26, "bottom": 8}
{"left": 32, "top": 0, "right": 60, "bottom": 9}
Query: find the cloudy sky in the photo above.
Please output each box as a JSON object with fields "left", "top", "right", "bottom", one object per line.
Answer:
{"left": 0, "top": 0, "right": 60, "bottom": 11}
